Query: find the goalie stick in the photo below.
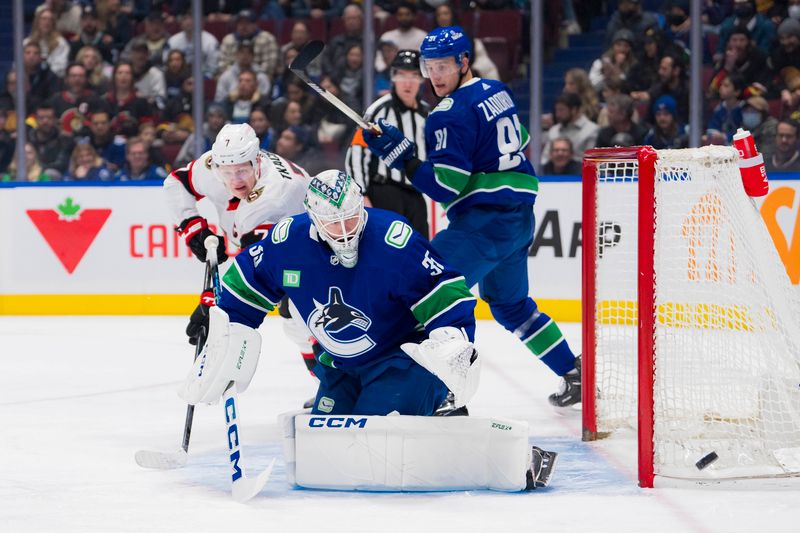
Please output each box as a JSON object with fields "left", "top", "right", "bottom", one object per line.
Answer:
{"left": 290, "top": 40, "right": 381, "bottom": 134}
{"left": 136, "top": 236, "right": 273, "bottom": 502}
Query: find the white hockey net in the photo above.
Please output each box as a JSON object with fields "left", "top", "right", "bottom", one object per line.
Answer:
{"left": 586, "top": 145, "right": 800, "bottom": 482}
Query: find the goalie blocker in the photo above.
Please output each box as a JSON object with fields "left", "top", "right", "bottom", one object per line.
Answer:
{"left": 281, "top": 413, "right": 558, "bottom": 492}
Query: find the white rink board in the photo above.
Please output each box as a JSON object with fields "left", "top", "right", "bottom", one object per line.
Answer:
{"left": 1, "top": 176, "right": 799, "bottom": 303}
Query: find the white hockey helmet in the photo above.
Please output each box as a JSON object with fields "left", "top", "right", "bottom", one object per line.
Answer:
{"left": 305, "top": 169, "right": 366, "bottom": 268}
{"left": 211, "top": 123, "right": 260, "bottom": 167}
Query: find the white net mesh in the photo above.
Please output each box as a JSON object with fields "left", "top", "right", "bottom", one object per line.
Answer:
{"left": 590, "top": 146, "right": 800, "bottom": 481}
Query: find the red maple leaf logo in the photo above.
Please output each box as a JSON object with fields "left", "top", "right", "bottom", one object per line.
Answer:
{"left": 27, "top": 197, "right": 112, "bottom": 274}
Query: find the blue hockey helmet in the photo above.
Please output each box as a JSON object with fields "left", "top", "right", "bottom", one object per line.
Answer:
{"left": 419, "top": 26, "right": 471, "bottom": 77}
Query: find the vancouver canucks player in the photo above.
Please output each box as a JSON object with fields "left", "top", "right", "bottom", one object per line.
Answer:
{"left": 178, "top": 169, "right": 558, "bottom": 491}
{"left": 363, "top": 26, "right": 581, "bottom": 408}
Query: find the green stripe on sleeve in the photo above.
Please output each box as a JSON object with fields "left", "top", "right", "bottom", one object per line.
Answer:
{"left": 433, "top": 165, "right": 471, "bottom": 194}
{"left": 221, "top": 262, "right": 276, "bottom": 313}
{"left": 411, "top": 276, "right": 475, "bottom": 326}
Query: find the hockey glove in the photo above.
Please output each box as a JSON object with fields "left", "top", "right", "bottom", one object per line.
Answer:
{"left": 186, "top": 290, "right": 216, "bottom": 346}
{"left": 362, "top": 118, "right": 416, "bottom": 170}
{"left": 177, "top": 216, "right": 228, "bottom": 263}
{"left": 401, "top": 327, "right": 481, "bottom": 409}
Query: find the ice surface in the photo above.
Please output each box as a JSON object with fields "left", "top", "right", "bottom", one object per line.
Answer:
{"left": 1, "top": 317, "right": 798, "bottom": 532}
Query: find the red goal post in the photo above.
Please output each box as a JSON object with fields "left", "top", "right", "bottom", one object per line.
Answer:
{"left": 581, "top": 145, "right": 800, "bottom": 488}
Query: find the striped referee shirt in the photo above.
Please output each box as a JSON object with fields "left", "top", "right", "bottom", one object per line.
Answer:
{"left": 346, "top": 92, "right": 430, "bottom": 192}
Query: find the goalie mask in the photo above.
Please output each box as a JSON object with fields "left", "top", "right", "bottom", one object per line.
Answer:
{"left": 305, "top": 170, "right": 366, "bottom": 268}
{"left": 211, "top": 123, "right": 261, "bottom": 199}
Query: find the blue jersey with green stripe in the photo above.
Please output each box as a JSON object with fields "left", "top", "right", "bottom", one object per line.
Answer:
{"left": 218, "top": 208, "right": 476, "bottom": 369}
{"left": 418, "top": 77, "right": 538, "bottom": 218}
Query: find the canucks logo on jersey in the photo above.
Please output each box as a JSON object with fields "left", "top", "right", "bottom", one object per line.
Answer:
{"left": 307, "top": 287, "right": 376, "bottom": 358}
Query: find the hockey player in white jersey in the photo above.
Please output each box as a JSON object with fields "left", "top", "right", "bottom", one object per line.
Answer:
{"left": 164, "top": 123, "right": 319, "bottom": 377}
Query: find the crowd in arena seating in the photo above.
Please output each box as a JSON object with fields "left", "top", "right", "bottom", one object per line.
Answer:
{"left": 1, "top": 0, "right": 799, "bottom": 182}
{"left": 543, "top": 0, "right": 800, "bottom": 173}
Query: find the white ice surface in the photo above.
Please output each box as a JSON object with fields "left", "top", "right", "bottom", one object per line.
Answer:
{"left": 1, "top": 317, "right": 798, "bottom": 532}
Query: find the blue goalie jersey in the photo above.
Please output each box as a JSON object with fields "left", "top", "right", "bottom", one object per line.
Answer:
{"left": 217, "top": 208, "right": 477, "bottom": 369}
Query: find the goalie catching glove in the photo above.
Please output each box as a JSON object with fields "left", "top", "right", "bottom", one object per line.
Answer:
{"left": 401, "top": 327, "right": 480, "bottom": 408}
{"left": 178, "top": 306, "right": 262, "bottom": 405}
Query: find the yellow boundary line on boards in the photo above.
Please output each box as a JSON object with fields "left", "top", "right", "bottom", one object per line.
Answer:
{"left": 0, "top": 295, "right": 583, "bottom": 322}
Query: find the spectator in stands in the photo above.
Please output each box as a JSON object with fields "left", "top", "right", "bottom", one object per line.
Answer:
{"left": 22, "top": 42, "right": 61, "bottom": 115}
{"left": 138, "top": 122, "right": 165, "bottom": 168}
{"left": 75, "top": 45, "right": 112, "bottom": 94}
{"left": 643, "top": 95, "right": 689, "bottom": 149}
{"left": 68, "top": 5, "right": 113, "bottom": 63}
{"left": 37, "top": 0, "right": 82, "bottom": 38}
{"left": 175, "top": 103, "right": 228, "bottom": 168}
{"left": 627, "top": 28, "right": 662, "bottom": 93}
{"left": 597, "top": 77, "right": 641, "bottom": 128}
{"left": 373, "top": 40, "right": 399, "bottom": 96}
{"left": 275, "top": 124, "right": 325, "bottom": 173}
{"left": 0, "top": 110, "right": 11, "bottom": 174}
{"left": 218, "top": 9, "right": 280, "bottom": 80}
{"left": 332, "top": 43, "right": 364, "bottom": 114}
{"left": 122, "top": 12, "right": 169, "bottom": 68}
{"left": 65, "top": 142, "right": 113, "bottom": 180}
{"left": 375, "top": 2, "right": 428, "bottom": 72}
{"left": 220, "top": 69, "right": 271, "bottom": 124}
{"left": 95, "top": 0, "right": 133, "bottom": 58}
{"left": 2, "top": 142, "right": 51, "bottom": 182}
{"left": 542, "top": 138, "right": 582, "bottom": 175}
{"left": 706, "top": 73, "right": 746, "bottom": 143}
{"left": 766, "top": 119, "right": 800, "bottom": 171}
{"left": 164, "top": 49, "right": 191, "bottom": 101}
{"left": 541, "top": 92, "right": 599, "bottom": 166}
{"left": 663, "top": 0, "right": 692, "bottom": 56}
{"left": 282, "top": 21, "right": 322, "bottom": 79}
{"left": 291, "top": 0, "right": 347, "bottom": 19}
{"left": 605, "top": 0, "right": 659, "bottom": 48}
{"left": 82, "top": 109, "right": 126, "bottom": 172}
{"left": 278, "top": 101, "right": 304, "bottom": 133}
{"left": 596, "top": 94, "right": 648, "bottom": 148}
{"left": 164, "top": 12, "right": 220, "bottom": 79}
{"left": 103, "top": 61, "right": 157, "bottom": 137}
{"left": 215, "top": 41, "right": 272, "bottom": 104}
{"left": 116, "top": 136, "right": 168, "bottom": 180}
{"left": 789, "top": 0, "right": 800, "bottom": 22}
{"left": 271, "top": 46, "right": 300, "bottom": 101}
{"left": 129, "top": 42, "right": 167, "bottom": 105}
{"left": 589, "top": 29, "right": 638, "bottom": 93}
{"left": 25, "top": 8, "right": 71, "bottom": 78}
{"left": 27, "top": 104, "right": 74, "bottom": 179}
{"left": 161, "top": 75, "right": 194, "bottom": 145}
{"left": 743, "top": 95, "right": 779, "bottom": 157}
{"left": 270, "top": 77, "right": 317, "bottom": 129}
{"left": 632, "top": 54, "right": 690, "bottom": 124}
{"left": 768, "top": 18, "right": 800, "bottom": 106}
{"left": 563, "top": 67, "right": 599, "bottom": 122}
{"left": 325, "top": 3, "right": 363, "bottom": 75}
{"left": 0, "top": 72, "right": 24, "bottom": 121}
{"left": 716, "top": 0, "right": 776, "bottom": 62}
{"left": 249, "top": 106, "right": 275, "bottom": 151}
{"left": 433, "top": 3, "right": 501, "bottom": 81}
{"left": 50, "top": 62, "right": 104, "bottom": 138}
{"left": 316, "top": 75, "right": 354, "bottom": 149}
{"left": 710, "top": 26, "right": 770, "bottom": 94}
{"left": 703, "top": 0, "right": 734, "bottom": 26}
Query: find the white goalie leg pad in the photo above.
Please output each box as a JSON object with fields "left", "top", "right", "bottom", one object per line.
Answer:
{"left": 286, "top": 414, "right": 531, "bottom": 492}
{"left": 401, "top": 327, "right": 481, "bottom": 408}
{"left": 178, "top": 306, "right": 262, "bottom": 405}
{"left": 282, "top": 299, "right": 314, "bottom": 354}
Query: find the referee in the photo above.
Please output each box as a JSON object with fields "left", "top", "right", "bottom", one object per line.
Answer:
{"left": 346, "top": 50, "right": 430, "bottom": 237}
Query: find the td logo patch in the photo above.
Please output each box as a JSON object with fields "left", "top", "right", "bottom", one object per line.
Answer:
{"left": 283, "top": 270, "right": 301, "bottom": 287}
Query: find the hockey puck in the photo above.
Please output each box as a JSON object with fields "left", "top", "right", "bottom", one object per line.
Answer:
{"left": 695, "top": 451, "right": 719, "bottom": 470}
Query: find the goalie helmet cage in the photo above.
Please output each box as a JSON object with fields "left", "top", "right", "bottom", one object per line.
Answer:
{"left": 581, "top": 145, "right": 800, "bottom": 488}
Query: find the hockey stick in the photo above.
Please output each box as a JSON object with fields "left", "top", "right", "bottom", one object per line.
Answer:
{"left": 134, "top": 239, "right": 216, "bottom": 470}
{"left": 290, "top": 40, "right": 381, "bottom": 134}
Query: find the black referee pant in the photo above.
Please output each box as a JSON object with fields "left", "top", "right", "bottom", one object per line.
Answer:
{"left": 368, "top": 182, "right": 429, "bottom": 239}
